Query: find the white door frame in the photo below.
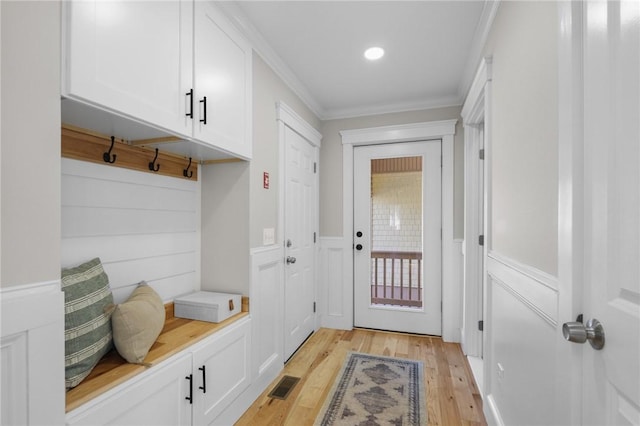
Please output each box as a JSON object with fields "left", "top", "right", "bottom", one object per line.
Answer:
{"left": 341, "top": 120, "right": 458, "bottom": 341}
{"left": 353, "top": 141, "right": 443, "bottom": 335}
{"left": 555, "top": 2, "right": 585, "bottom": 424}
{"left": 276, "top": 101, "right": 322, "bottom": 339}
{"left": 461, "top": 57, "right": 492, "bottom": 358}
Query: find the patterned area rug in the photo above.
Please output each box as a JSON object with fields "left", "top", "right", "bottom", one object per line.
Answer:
{"left": 315, "top": 352, "right": 426, "bottom": 426}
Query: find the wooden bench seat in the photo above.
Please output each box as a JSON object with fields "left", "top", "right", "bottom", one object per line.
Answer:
{"left": 66, "top": 299, "right": 249, "bottom": 413}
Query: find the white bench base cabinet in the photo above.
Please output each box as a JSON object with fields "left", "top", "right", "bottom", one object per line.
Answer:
{"left": 66, "top": 317, "right": 251, "bottom": 426}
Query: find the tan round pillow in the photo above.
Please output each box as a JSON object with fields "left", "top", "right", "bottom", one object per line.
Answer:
{"left": 111, "top": 283, "right": 165, "bottom": 364}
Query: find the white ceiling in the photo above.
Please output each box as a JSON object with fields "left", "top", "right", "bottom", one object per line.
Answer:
{"left": 220, "top": 1, "right": 498, "bottom": 120}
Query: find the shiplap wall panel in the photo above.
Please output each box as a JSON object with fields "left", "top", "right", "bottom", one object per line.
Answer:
{"left": 62, "top": 158, "right": 199, "bottom": 303}
{"left": 61, "top": 233, "right": 196, "bottom": 266}
{"left": 62, "top": 207, "right": 197, "bottom": 237}
{"left": 62, "top": 175, "right": 196, "bottom": 212}
{"left": 111, "top": 273, "right": 197, "bottom": 304}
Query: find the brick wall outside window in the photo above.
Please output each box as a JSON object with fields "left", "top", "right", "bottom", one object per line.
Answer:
{"left": 370, "top": 171, "right": 422, "bottom": 290}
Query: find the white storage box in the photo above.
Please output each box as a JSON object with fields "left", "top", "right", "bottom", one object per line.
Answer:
{"left": 174, "top": 291, "right": 241, "bottom": 323}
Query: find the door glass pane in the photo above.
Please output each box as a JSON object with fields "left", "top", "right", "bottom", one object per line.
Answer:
{"left": 370, "top": 156, "right": 423, "bottom": 309}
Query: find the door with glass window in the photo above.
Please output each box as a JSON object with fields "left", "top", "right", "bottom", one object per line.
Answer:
{"left": 353, "top": 141, "right": 442, "bottom": 335}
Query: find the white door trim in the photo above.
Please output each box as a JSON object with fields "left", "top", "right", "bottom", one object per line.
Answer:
{"left": 556, "top": 2, "right": 584, "bottom": 424}
{"left": 276, "top": 101, "right": 322, "bottom": 334}
{"left": 461, "top": 57, "right": 492, "bottom": 358}
{"left": 341, "top": 119, "right": 458, "bottom": 341}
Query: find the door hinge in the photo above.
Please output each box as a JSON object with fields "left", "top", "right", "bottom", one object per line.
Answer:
{"left": 478, "top": 320, "right": 484, "bottom": 331}
{"left": 479, "top": 235, "right": 484, "bottom": 246}
{"left": 479, "top": 149, "right": 485, "bottom": 160}
{"left": 313, "top": 301, "right": 316, "bottom": 313}
{"left": 314, "top": 162, "right": 317, "bottom": 173}
{"left": 314, "top": 232, "right": 316, "bottom": 243}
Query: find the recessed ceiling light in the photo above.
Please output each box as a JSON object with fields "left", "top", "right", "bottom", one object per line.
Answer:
{"left": 364, "top": 47, "right": 384, "bottom": 61}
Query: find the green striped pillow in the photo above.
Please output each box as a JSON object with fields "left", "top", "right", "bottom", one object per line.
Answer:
{"left": 62, "top": 257, "right": 114, "bottom": 389}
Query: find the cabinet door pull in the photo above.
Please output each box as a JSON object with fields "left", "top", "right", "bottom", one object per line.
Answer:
{"left": 199, "top": 96, "right": 207, "bottom": 124}
{"left": 185, "top": 374, "right": 193, "bottom": 404}
{"left": 198, "top": 365, "right": 207, "bottom": 393}
{"left": 185, "top": 89, "right": 194, "bottom": 119}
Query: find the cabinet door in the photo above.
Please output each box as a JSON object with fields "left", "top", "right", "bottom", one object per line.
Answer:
{"left": 192, "top": 318, "right": 251, "bottom": 425}
{"left": 193, "top": 2, "right": 252, "bottom": 160}
{"left": 66, "top": 354, "right": 192, "bottom": 426}
{"left": 63, "top": 0, "right": 193, "bottom": 137}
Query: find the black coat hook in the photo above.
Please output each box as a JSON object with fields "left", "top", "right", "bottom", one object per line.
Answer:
{"left": 148, "top": 148, "right": 160, "bottom": 172}
{"left": 183, "top": 157, "right": 193, "bottom": 179}
{"left": 103, "top": 136, "right": 117, "bottom": 163}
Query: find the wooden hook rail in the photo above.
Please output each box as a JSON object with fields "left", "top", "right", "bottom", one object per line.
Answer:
{"left": 61, "top": 124, "right": 198, "bottom": 181}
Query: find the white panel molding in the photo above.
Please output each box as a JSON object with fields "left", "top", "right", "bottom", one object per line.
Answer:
{"left": 1, "top": 281, "right": 66, "bottom": 426}
{"left": 249, "top": 244, "right": 283, "bottom": 378}
{"left": 341, "top": 120, "right": 457, "bottom": 337}
{"left": 241, "top": 245, "right": 284, "bottom": 423}
{"left": 319, "top": 237, "right": 350, "bottom": 330}
{"left": 1, "top": 332, "right": 28, "bottom": 425}
{"left": 487, "top": 251, "right": 559, "bottom": 327}
{"left": 446, "top": 239, "right": 464, "bottom": 343}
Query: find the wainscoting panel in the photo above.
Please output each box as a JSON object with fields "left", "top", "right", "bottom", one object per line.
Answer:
{"left": 250, "top": 245, "right": 283, "bottom": 379}
{"left": 319, "top": 237, "right": 350, "bottom": 330}
{"left": 443, "top": 239, "right": 463, "bottom": 342}
{"left": 61, "top": 158, "right": 200, "bottom": 303}
{"left": 0, "top": 281, "right": 66, "bottom": 425}
{"left": 484, "top": 252, "right": 559, "bottom": 426}
{"left": 218, "top": 245, "right": 285, "bottom": 426}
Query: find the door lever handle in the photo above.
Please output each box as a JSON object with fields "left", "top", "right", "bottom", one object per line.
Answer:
{"left": 286, "top": 256, "right": 296, "bottom": 264}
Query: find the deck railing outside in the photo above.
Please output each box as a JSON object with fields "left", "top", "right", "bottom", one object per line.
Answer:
{"left": 370, "top": 251, "right": 422, "bottom": 307}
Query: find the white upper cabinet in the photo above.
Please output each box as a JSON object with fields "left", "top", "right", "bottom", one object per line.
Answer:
{"left": 62, "top": 0, "right": 252, "bottom": 161}
{"left": 62, "top": 0, "right": 193, "bottom": 137}
{"left": 193, "top": 1, "right": 252, "bottom": 160}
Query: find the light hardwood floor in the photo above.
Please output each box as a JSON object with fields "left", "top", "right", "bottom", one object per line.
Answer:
{"left": 236, "top": 328, "right": 487, "bottom": 425}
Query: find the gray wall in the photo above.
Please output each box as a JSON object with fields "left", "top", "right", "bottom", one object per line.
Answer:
{"left": 1, "top": 1, "right": 61, "bottom": 288}
{"left": 201, "top": 52, "right": 321, "bottom": 295}
{"left": 319, "top": 107, "right": 465, "bottom": 239}
{"left": 249, "top": 53, "right": 321, "bottom": 249}
{"left": 483, "top": 1, "right": 558, "bottom": 276}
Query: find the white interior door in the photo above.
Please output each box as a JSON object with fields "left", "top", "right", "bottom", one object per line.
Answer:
{"left": 353, "top": 141, "right": 441, "bottom": 335}
{"left": 283, "top": 125, "right": 317, "bottom": 360}
{"left": 566, "top": 1, "right": 640, "bottom": 423}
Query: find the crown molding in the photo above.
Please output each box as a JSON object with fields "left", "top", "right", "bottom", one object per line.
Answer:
{"left": 215, "top": 2, "right": 326, "bottom": 119}
{"left": 217, "top": 1, "right": 494, "bottom": 122}
{"left": 322, "top": 96, "right": 463, "bottom": 121}
{"left": 457, "top": 0, "right": 501, "bottom": 100}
